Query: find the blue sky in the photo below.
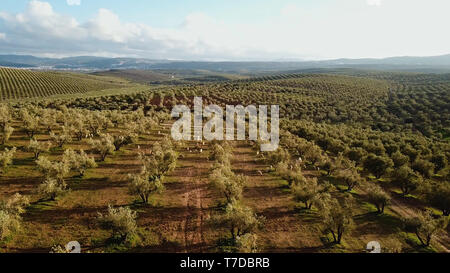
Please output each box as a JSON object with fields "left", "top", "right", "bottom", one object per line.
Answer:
{"left": 0, "top": 0, "right": 449, "bottom": 60}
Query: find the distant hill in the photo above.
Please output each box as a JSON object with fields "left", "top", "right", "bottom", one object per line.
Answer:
{"left": 92, "top": 69, "right": 172, "bottom": 83}
{"left": 92, "top": 69, "right": 248, "bottom": 84}
{"left": 1, "top": 54, "right": 450, "bottom": 72}
{"left": 0, "top": 67, "right": 130, "bottom": 100}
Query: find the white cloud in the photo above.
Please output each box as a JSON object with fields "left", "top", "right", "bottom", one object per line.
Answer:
{"left": 281, "top": 3, "right": 303, "bottom": 18}
{"left": 367, "top": 0, "right": 382, "bottom": 6}
{"left": 67, "top": 0, "right": 81, "bottom": 6}
{"left": 0, "top": 0, "right": 449, "bottom": 60}
{"left": 0, "top": 33, "right": 5, "bottom": 40}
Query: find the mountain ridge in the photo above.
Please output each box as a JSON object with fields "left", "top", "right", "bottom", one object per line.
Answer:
{"left": 1, "top": 54, "right": 449, "bottom": 72}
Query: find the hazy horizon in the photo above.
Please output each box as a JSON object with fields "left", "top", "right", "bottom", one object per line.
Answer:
{"left": 0, "top": 0, "right": 449, "bottom": 61}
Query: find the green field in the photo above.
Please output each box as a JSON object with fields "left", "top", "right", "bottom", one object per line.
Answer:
{"left": 0, "top": 68, "right": 134, "bottom": 101}
{"left": 0, "top": 68, "right": 448, "bottom": 253}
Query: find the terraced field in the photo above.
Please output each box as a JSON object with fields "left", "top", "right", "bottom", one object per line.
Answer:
{"left": 0, "top": 68, "right": 131, "bottom": 100}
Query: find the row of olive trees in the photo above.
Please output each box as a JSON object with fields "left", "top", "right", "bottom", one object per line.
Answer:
{"left": 209, "top": 142, "right": 263, "bottom": 253}
{"left": 128, "top": 138, "right": 178, "bottom": 204}
{"left": 267, "top": 145, "right": 356, "bottom": 244}
{"left": 36, "top": 149, "right": 97, "bottom": 200}
{"left": 89, "top": 139, "right": 179, "bottom": 245}
{"left": 0, "top": 194, "right": 29, "bottom": 241}
{"left": 273, "top": 130, "right": 449, "bottom": 248}
{"left": 0, "top": 104, "right": 170, "bottom": 248}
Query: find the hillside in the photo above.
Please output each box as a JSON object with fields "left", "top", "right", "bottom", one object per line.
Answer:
{"left": 92, "top": 69, "right": 249, "bottom": 85}
{"left": 0, "top": 68, "right": 131, "bottom": 100}
{"left": 0, "top": 70, "right": 448, "bottom": 254}
{"left": 1, "top": 54, "right": 450, "bottom": 72}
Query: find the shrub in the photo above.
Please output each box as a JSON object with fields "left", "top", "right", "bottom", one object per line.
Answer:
{"left": 236, "top": 233, "right": 258, "bottom": 253}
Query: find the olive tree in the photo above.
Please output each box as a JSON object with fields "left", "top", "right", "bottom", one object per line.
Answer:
{"left": 391, "top": 165, "right": 421, "bottom": 196}
{"left": 0, "top": 147, "right": 16, "bottom": 174}
{"left": 128, "top": 172, "right": 164, "bottom": 204}
{"left": 0, "top": 105, "right": 14, "bottom": 145}
{"left": 36, "top": 156, "right": 70, "bottom": 187}
{"left": 363, "top": 154, "right": 394, "bottom": 179}
{"left": 39, "top": 109, "right": 57, "bottom": 133}
{"left": 291, "top": 178, "right": 331, "bottom": 209}
{"left": 337, "top": 168, "right": 363, "bottom": 192}
{"left": 412, "top": 158, "right": 435, "bottom": 179}
{"left": 209, "top": 143, "right": 233, "bottom": 164}
{"left": 212, "top": 200, "right": 264, "bottom": 242}
{"left": 63, "top": 149, "right": 97, "bottom": 177}
{"left": 266, "top": 148, "right": 291, "bottom": 167}
{"left": 89, "top": 134, "right": 115, "bottom": 161}
{"left": 275, "top": 161, "right": 305, "bottom": 187}
{"left": 86, "top": 112, "right": 112, "bottom": 136}
{"left": 322, "top": 154, "right": 353, "bottom": 177}
{"left": 365, "top": 183, "right": 391, "bottom": 214}
{"left": 404, "top": 210, "right": 448, "bottom": 247}
{"left": 391, "top": 151, "right": 410, "bottom": 168}
{"left": 140, "top": 142, "right": 178, "bottom": 180}
{"left": 113, "top": 130, "right": 137, "bottom": 151}
{"left": 317, "top": 195, "right": 355, "bottom": 244}
{"left": 21, "top": 110, "right": 40, "bottom": 139}
{"left": 210, "top": 164, "right": 247, "bottom": 204}
{"left": 66, "top": 114, "right": 88, "bottom": 141}
{"left": 38, "top": 178, "right": 67, "bottom": 201}
{"left": 236, "top": 233, "right": 258, "bottom": 253}
{"left": 0, "top": 194, "right": 29, "bottom": 240}
{"left": 50, "top": 127, "right": 71, "bottom": 148}
{"left": 128, "top": 143, "right": 178, "bottom": 203}
{"left": 28, "top": 139, "right": 52, "bottom": 159}
{"left": 0, "top": 126, "right": 13, "bottom": 145}
{"left": 97, "top": 205, "right": 137, "bottom": 242}
{"left": 422, "top": 183, "right": 450, "bottom": 216}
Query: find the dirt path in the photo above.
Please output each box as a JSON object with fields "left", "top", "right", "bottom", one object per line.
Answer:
{"left": 176, "top": 147, "right": 210, "bottom": 253}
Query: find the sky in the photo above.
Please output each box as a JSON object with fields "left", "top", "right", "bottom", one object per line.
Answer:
{"left": 0, "top": 0, "right": 449, "bottom": 61}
